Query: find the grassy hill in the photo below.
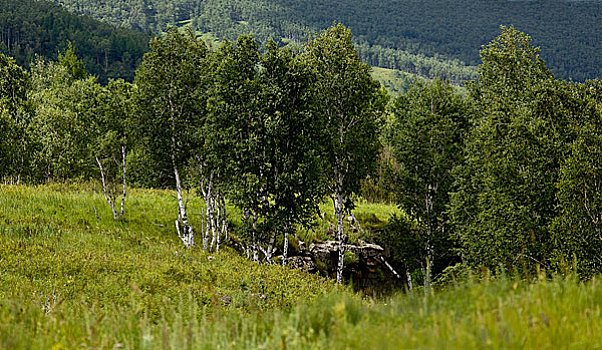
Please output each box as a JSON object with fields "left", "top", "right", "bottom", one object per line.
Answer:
{"left": 1, "top": 184, "right": 601, "bottom": 348}
{"left": 371, "top": 67, "right": 428, "bottom": 94}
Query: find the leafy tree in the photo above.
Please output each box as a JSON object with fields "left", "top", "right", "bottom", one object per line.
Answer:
{"left": 204, "top": 36, "right": 261, "bottom": 255}
{"left": 378, "top": 214, "right": 422, "bottom": 292}
{"left": 256, "top": 41, "right": 325, "bottom": 264}
{"left": 0, "top": 52, "right": 30, "bottom": 182}
{"left": 552, "top": 79, "right": 602, "bottom": 277}
{"left": 209, "top": 38, "right": 324, "bottom": 262}
{"left": 389, "top": 79, "right": 469, "bottom": 291}
{"left": 449, "top": 27, "right": 570, "bottom": 271}
{"left": 58, "top": 42, "right": 89, "bottom": 81}
{"left": 93, "top": 79, "right": 136, "bottom": 220}
{"left": 135, "top": 27, "right": 210, "bottom": 247}
{"left": 28, "top": 57, "right": 100, "bottom": 182}
{"left": 304, "top": 23, "right": 386, "bottom": 283}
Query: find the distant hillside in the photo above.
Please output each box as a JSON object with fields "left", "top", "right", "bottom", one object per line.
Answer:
{"left": 0, "top": 0, "right": 149, "bottom": 82}
{"left": 53, "top": 0, "right": 602, "bottom": 82}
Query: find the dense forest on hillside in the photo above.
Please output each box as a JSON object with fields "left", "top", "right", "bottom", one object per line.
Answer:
{"left": 53, "top": 0, "right": 602, "bottom": 82}
{"left": 0, "top": 0, "right": 149, "bottom": 82}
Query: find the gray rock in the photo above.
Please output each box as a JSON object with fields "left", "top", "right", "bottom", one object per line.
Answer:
{"left": 285, "top": 256, "right": 316, "bottom": 273}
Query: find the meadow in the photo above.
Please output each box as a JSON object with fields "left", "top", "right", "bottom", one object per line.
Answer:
{"left": 0, "top": 184, "right": 600, "bottom": 349}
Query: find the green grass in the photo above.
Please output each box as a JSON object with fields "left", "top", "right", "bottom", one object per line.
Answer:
{"left": 0, "top": 184, "right": 337, "bottom": 348}
{"left": 295, "top": 199, "right": 400, "bottom": 245}
{"left": 1, "top": 184, "right": 601, "bottom": 348}
{"left": 371, "top": 66, "right": 428, "bottom": 94}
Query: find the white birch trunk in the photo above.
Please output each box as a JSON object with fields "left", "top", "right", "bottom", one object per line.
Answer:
{"left": 220, "top": 197, "right": 227, "bottom": 247}
{"left": 173, "top": 157, "right": 194, "bottom": 248}
{"left": 282, "top": 224, "right": 289, "bottom": 266}
{"left": 265, "top": 230, "right": 277, "bottom": 263}
{"left": 406, "top": 265, "right": 414, "bottom": 293}
{"left": 334, "top": 189, "right": 345, "bottom": 284}
{"left": 96, "top": 156, "right": 117, "bottom": 220}
{"left": 252, "top": 211, "right": 258, "bottom": 262}
{"left": 119, "top": 145, "right": 127, "bottom": 219}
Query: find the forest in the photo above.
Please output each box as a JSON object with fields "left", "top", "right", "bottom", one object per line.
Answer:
{"left": 2, "top": 17, "right": 602, "bottom": 348}
{"left": 0, "top": 0, "right": 148, "bottom": 82}
{"left": 51, "top": 0, "right": 602, "bottom": 82}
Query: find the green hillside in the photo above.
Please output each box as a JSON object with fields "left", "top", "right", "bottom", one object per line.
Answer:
{"left": 0, "top": 0, "right": 149, "bottom": 82}
{"left": 53, "top": 0, "right": 602, "bottom": 81}
{"left": 2, "top": 185, "right": 602, "bottom": 349}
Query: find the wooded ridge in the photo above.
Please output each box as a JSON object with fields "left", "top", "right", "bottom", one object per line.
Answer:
{"left": 52, "top": 0, "right": 602, "bottom": 82}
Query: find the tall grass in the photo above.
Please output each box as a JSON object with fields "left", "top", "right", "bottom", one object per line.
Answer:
{"left": 1, "top": 184, "right": 600, "bottom": 349}
{"left": 1, "top": 273, "right": 600, "bottom": 348}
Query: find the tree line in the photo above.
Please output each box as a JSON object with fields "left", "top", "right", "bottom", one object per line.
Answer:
{"left": 2, "top": 24, "right": 602, "bottom": 287}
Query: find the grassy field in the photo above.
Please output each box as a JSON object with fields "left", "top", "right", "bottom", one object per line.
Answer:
{"left": 1, "top": 184, "right": 601, "bottom": 348}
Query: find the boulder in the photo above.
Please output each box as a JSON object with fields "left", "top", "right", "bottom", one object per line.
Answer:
{"left": 285, "top": 256, "right": 317, "bottom": 273}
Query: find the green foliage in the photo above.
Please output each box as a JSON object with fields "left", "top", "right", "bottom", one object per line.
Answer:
{"left": 449, "top": 27, "right": 573, "bottom": 271}
{"left": 135, "top": 27, "right": 210, "bottom": 187}
{"left": 54, "top": 0, "right": 602, "bottom": 82}
{"left": 552, "top": 80, "right": 602, "bottom": 278}
{"left": 208, "top": 37, "right": 325, "bottom": 251}
{"left": 304, "top": 23, "right": 386, "bottom": 203}
{"left": 0, "top": 52, "right": 31, "bottom": 181}
{"left": 28, "top": 59, "right": 102, "bottom": 181}
{"left": 390, "top": 79, "right": 469, "bottom": 233}
{"left": 303, "top": 23, "right": 386, "bottom": 282}
{"left": 58, "top": 42, "right": 89, "bottom": 81}
{"left": 0, "top": 0, "right": 149, "bottom": 83}
{"left": 383, "top": 78, "right": 469, "bottom": 286}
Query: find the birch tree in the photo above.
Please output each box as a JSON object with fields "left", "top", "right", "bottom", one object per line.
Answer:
{"left": 389, "top": 79, "right": 469, "bottom": 293}
{"left": 206, "top": 36, "right": 262, "bottom": 259}
{"left": 28, "top": 56, "right": 100, "bottom": 182}
{"left": 449, "top": 26, "right": 571, "bottom": 270}
{"left": 257, "top": 40, "right": 324, "bottom": 264}
{"left": 207, "top": 38, "right": 323, "bottom": 261}
{"left": 93, "top": 79, "right": 136, "bottom": 220}
{"left": 304, "top": 24, "right": 386, "bottom": 283}
{"left": 136, "top": 28, "right": 210, "bottom": 247}
{"left": 0, "top": 52, "right": 30, "bottom": 183}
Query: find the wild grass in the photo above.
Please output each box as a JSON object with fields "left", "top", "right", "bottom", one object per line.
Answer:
{"left": 296, "top": 198, "right": 400, "bottom": 245}
{"left": 1, "top": 184, "right": 601, "bottom": 349}
{"left": 0, "top": 184, "right": 336, "bottom": 317}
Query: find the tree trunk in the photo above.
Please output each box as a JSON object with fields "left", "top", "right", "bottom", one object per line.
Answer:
{"left": 96, "top": 156, "right": 117, "bottom": 220}
{"left": 220, "top": 197, "right": 228, "bottom": 243}
{"left": 405, "top": 264, "right": 413, "bottom": 293}
{"left": 252, "top": 211, "right": 258, "bottom": 262}
{"left": 282, "top": 223, "right": 289, "bottom": 266}
{"left": 424, "top": 246, "right": 432, "bottom": 297}
{"left": 334, "top": 188, "right": 345, "bottom": 284}
{"left": 173, "top": 155, "right": 194, "bottom": 248}
{"left": 202, "top": 177, "right": 212, "bottom": 251}
{"left": 265, "top": 229, "right": 277, "bottom": 263}
{"left": 423, "top": 185, "right": 435, "bottom": 296}
{"left": 119, "top": 145, "right": 127, "bottom": 219}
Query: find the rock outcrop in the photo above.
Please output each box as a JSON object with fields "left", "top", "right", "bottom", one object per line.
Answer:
{"left": 283, "top": 240, "right": 400, "bottom": 293}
